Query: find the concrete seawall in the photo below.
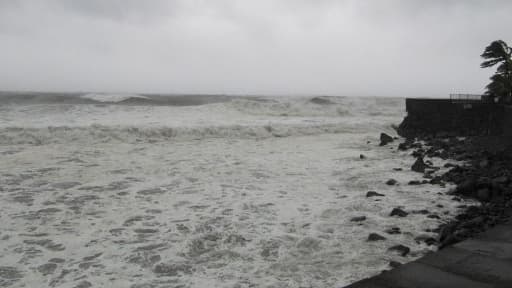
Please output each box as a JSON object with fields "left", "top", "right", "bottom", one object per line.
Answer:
{"left": 398, "top": 98, "right": 510, "bottom": 137}
{"left": 344, "top": 209, "right": 512, "bottom": 288}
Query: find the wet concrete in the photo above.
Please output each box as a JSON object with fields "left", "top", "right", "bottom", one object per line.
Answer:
{"left": 345, "top": 209, "right": 512, "bottom": 288}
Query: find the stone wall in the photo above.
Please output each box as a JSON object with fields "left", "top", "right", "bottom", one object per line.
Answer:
{"left": 398, "top": 98, "right": 505, "bottom": 137}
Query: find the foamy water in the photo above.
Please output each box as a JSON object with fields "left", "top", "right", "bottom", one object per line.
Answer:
{"left": 0, "top": 94, "right": 471, "bottom": 288}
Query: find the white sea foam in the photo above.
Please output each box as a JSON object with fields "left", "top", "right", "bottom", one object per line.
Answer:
{"left": 0, "top": 95, "right": 473, "bottom": 288}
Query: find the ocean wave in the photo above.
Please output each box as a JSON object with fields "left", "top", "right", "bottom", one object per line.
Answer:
{"left": 80, "top": 93, "right": 149, "bottom": 103}
{"left": 228, "top": 97, "right": 351, "bottom": 117}
{"left": 0, "top": 123, "right": 365, "bottom": 145}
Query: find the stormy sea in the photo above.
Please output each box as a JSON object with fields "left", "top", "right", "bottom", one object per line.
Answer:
{"left": 0, "top": 92, "right": 472, "bottom": 288}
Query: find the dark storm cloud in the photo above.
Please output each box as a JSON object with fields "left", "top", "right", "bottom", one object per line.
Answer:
{"left": 0, "top": 0, "right": 511, "bottom": 97}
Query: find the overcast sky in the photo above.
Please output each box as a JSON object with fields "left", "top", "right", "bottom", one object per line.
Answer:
{"left": 0, "top": 0, "right": 511, "bottom": 97}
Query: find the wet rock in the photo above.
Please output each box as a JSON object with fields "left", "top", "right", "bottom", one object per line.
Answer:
{"left": 411, "top": 157, "right": 429, "bottom": 173}
{"left": 379, "top": 133, "right": 394, "bottom": 146}
{"left": 412, "top": 209, "right": 430, "bottom": 215}
{"left": 386, "top": 179, "right": 398, "bottom": 185}
{"left": 367, "top": 233, "right": 386, "bottom": 241}
{"left": 389, "top": 261, "right": 402, "bottom": 268}
{"left": 388, "top": 245, "right": 410, "bottom": 256}
{"left": 429, "top": 176, "right": 443, "bottom": 185}
{"left": 492, "top": 175, "right": 509, "bottom": 185}
{"left": 456, "top": 179, "right": 477, "bottom": 196}
{"left": 390, "top": 208, "right": 408, "bottom": 217}
{"left": 476, "top": 188, "right": 491, "bottom": 201}
{"left": 37, "top": 263, "right": 57, "bottom": 275}
{"left": 350, "top": 216, "right": 367, "bottom": 222}
{"left": 366, "top": 191, "right": 385, "bottom": 197}
{"left": 385, "top": 227, "right": 401, "bottom": 235}
{"left": 414, "top": 235, "right": 437, "bottom": 246}
{"left": 398, "top": 142, "right": 409, "bottom": 151}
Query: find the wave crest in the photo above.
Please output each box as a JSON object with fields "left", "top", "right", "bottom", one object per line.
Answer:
{"left": 0, "top": 123, "right": 363, "bottom": 145}
{"left": 80, "top": 93, "right": 149, "bottom": 103}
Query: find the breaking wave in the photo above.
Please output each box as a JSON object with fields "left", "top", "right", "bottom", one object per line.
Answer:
{"left": 80, "top": 93, "right": 149, "bottom": 103}
{"left": 0, "top": 123, "right": 368, "bottom": 145}
{"left": 228, "top": 97, "right": 351, "bottom": 117}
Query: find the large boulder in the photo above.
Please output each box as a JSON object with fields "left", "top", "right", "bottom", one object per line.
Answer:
{"left": 390, "top": 208, "right": 408, "bottom": 217}
{"left": 366, "top": 191, "right": 385, "bottom": 197}
{"left": 411, "top": 157, "right": 429, "bottom": 173}
{"left": 367, "top": 233, "right": 386, "bottom": 241}
{"left": 379, "top": 133, "right": 394, "bottom": 146}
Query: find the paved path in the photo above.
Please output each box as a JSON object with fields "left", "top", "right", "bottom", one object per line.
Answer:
{"left": 345, "top": 211, "right": 512, "bottom": 288}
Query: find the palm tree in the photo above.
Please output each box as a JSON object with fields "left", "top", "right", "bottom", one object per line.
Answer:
{"left": 481, "top": 40, "right": 512, "bottom": 103}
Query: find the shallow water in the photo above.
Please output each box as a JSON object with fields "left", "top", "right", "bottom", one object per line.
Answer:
{"left": 0, "top": 94, "right": 471, "bottom": 287}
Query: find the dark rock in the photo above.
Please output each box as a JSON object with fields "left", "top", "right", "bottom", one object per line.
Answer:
{"left": 398, "top": 142, "right": 409, "bottom": 151}
{"left": 359, "top": 154, "right": 366, "bottom": 159}
{"left": 389, "top": 261, "right": 402, "bottom": 268}
{"left": 385, "top": 227, "right": 401, "bottom": 235}
{"left": 408, "top": 180, "right": 421, "bottom": 185}
{"left": 492, "top": 175, "right": 509, "bottom": 185}
{"left": 379, "top": 133, "right": 394, "bottom": 146}
{"left": 414, "top": 235, "right": 437, "bottom": 246}
{"left": 429, "top": 176, "right": 443, "bottom": 185}
{"left": 350, "top": 216, "right": 367, "bottom": 222}
{"left": 367, "top": 233, "right": 386, "bottom": 241}
{"left": 393, "top": 168, "right": 403, "bottom": 171}
{"left": 461, "top": 216, "right": 485, "bottom": 228}
{"left": 476, "top": 188, "right": 491, "bottom": 201}
{"left": 444, "top": 163, "right": 457, "bottom": 168}
{"left": 390, "top": 208, "right": 408, "bottom": 217}
{"left": 412, "top": 150, "right": 424, "bottom": 158}
{"left": 438, "top": 222, "right": 457, "bottom": 243}
{"left": 479, "top": 159, "right": 489, "bottom": 168}
{"left": 388, "top": 245, "right": 410, "bottom": 256}
{"left": 386, "top": 179, "right": 398, "bottom": 186}
{"left": 366, "top": 191, "right": 385, "bottom": 197}
{"left": 427, "top": 214, "right": 440, "bottom": 219}
{"left": 412, "top": 157, "right": 429, "bottom": 173}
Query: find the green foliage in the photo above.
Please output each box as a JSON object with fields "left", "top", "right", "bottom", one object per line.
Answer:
{"left": 481, "top": 40, "right": 512, "bottom": 103}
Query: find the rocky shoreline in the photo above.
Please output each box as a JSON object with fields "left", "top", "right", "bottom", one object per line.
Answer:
{"left": 388, "top": 131, "right": 512, "bottom": 250}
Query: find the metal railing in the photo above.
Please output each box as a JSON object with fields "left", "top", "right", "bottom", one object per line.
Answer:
{"left": 450, "top": 94, "right": 483, "bottom": 102}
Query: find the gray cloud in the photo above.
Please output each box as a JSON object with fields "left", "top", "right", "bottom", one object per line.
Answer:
{"left": 0, "top": 0, "right": 511, "bottom": 97}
